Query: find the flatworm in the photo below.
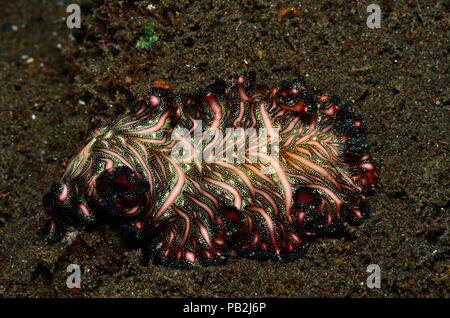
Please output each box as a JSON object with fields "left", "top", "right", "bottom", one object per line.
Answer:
{"left": 43, "top": 72, "right": 378, "bottom": 268}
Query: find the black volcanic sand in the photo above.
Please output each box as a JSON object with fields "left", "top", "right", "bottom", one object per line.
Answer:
{"left": 0, "top": 1, "right": 448, "bottom": 297}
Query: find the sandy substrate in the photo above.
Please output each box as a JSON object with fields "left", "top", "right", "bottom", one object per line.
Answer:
{"left": 0, "top": 0, "right": 448, "bottom": 297}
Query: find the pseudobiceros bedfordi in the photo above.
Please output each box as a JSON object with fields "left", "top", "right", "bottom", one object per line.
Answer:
{"left": 43, "top": 72, "right": 378, "bottom": 268}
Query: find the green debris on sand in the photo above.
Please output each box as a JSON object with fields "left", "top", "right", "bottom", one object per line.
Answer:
{"left": 136, "top": 23, "right": 158, "bottom": 51}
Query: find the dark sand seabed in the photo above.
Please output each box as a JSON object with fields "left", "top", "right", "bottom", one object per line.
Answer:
{"left": 0, "top": 1, "right": 448, "bottom": 297}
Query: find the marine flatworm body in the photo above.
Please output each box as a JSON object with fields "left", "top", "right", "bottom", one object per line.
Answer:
{"left": 43, "top": 72, "right": 378, "bottom": 268}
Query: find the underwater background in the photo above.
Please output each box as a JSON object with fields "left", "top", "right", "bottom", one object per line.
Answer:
{"left": 0, "top": 0, "right": 448, "bottom": 297}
